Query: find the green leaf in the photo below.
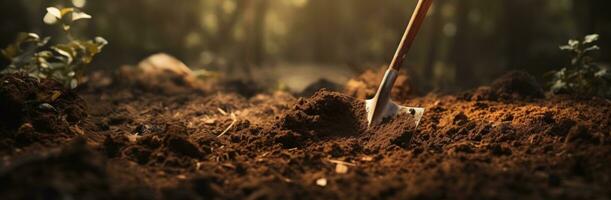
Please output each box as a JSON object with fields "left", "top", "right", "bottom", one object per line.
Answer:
{"left": 71, "top": 10, "right": 92, "bottom": 21}
{"left": 584, "top": 45, "right": 600, "bottom": 53}
{"left": 51, "top": 46, "right": 75, "bottom": 64}
{"left": 44, "top": 12, "right": 59, "bottom": 24}
{"left": 551, "top": 80, "right": 566, "bottom": 90}
{"left": 94, "top": 37, "right": 108, "bottom": 47}
{"left": 584, "top": 34, "right": 599, "bottom": 44}
{"left": 23, "top": 33, "right": 40, "bottom": 42}
{"left": 46, "top": 7, "right": 62, "bottom": 19}
{"left": 595, "top": 68, "right": 608, "bottom": 78}
{"left": 568, "top": 39, "right": 579, "bottom": 47}
{"left": 37, "top": 50, "right": 53, "bottom": 58}
{"left": 4, "top": 6, "right": 107, "bottom": 89}
{"left": 559, "top": 45, "right": 572, "bottom": 51}
{"left": 1, "top": 45, "right": 19, "bottom": 59}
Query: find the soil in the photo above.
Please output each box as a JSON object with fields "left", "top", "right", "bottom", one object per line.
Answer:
{"left": 466, "top": 71, "right": 545, "bottom": 101}
{"left": 0, "top": 71, "right": 610, "bottom": 199}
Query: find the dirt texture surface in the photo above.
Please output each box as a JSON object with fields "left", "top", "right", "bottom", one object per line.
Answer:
{"left": 0, "top": 71, "right": 610, "bottom": 200}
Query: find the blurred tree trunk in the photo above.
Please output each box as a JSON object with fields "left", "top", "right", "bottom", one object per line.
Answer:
{"left": 449, "top": 0, "right": 473, "bottom": 88}
{"left": 424, "top": 0, "right": 446, "bottom": 90}
{"left": 251, "top": 0, "right": 269, "bottom": 66}
{"left": 307, "top": 0, "right": 341, "bottom": 63}
{"left": 211, "top": 0, "right": 249, "bottom": 52}
{"left": 240, "top": 0, "right": 269, "bottom": 78}
{"left": 501, "top": 0, "right": 540, "bottom": 70}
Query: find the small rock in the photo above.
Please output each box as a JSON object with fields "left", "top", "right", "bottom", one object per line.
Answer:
{"left": 177, "top": 174, "right": 188, "bottom": 180}
{"left": 38, "top": 103, "right": 57, "bottom": 112}
{"left": 316, "top": 178, "right": 327, "bottom": 187}
{"left": 335, "top": 163, "right": 349, "bottom": 174}
{"left": 361, "top": 156, "right": 373, "bottom": 162}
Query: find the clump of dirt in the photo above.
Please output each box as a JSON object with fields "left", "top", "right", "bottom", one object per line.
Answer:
{"left": 272, "top": 90, "right": 367, "bottom": 148}
{"left": 0, "top": 74, "right": 86, "bottom": 149}
{"left": 102, "top": 121, "right": 205, "bottom": 168}
{"left": 467, "top": 71, "right": 545, "bottom": 101}
{"left": 344, "top": 67, "right": 417, "bottom": 101}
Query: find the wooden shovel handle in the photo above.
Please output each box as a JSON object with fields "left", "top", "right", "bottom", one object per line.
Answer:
{"left": 389, "top": 0, "right": 434, "bottom": 70}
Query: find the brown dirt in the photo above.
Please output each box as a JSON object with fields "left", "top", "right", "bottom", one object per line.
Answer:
{"left": 0, "top": 74, "right": 87, "bottom": 151}
{"left": 0, "top": 72, "right": 610, "bottom": 199}
{"left": 466, "top": 70, "right": 546, "bottom": 101}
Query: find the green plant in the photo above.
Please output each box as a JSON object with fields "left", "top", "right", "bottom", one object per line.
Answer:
{"left": 548, "top": 34, "right": 611, "bottom": 98}
{"left": 1, "top": 5, "right": 107, "bottom": 89}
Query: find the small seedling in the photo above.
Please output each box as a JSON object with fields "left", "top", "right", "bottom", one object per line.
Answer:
{"left": 548, "top": 34, "right": 610, "bottom": 98}
{"left": 1, "top": 4, "right": 107, "bottom": 89}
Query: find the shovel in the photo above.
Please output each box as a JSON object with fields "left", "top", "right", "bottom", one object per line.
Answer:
{"left": 366, "top": 0, "right": 433, "bottom": 127}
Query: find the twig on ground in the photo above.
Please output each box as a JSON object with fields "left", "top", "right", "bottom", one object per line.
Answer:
{"left": 217, "top": 108, "right": 228, "bottom": 115}
{"left": 217, "top": 113, "right": 237, "bottom": 137}
{"left": 327, "top": 159, "right": 356, "bottom": 166}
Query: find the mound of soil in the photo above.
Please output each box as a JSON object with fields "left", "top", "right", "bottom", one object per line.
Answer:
{"left": 467, "top": 71, "right": 545, "bottom": 101}
{"left": 272, "top": 90, "right": 419, "bottom": 151}
{"left": 0, "top": 74, "right": 86, "bottom": 150}
{"left": 273, "top": 90, "right": 367, "bottom": 148}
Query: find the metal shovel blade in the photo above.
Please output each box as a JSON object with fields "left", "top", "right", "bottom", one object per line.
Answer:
{"left": 365, "top": 69, "right": 424, "bottom": 127}
{"left": 365, "top": 99, "right": 424, "bottom": 127}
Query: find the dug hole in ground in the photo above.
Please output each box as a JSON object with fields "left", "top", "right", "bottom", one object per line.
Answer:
{"left": 0, "top": 55, "right": 609, "bottom": 199}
